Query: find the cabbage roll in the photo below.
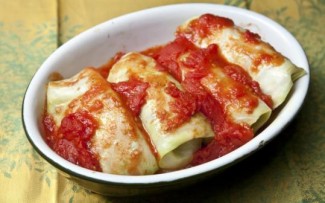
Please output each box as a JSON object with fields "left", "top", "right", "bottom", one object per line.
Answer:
{"left": 153, "top": 37, "right": 272, "bottom": 132}
{"left": 200, "top": 66, "right": 271, "bottom": 131}
{"left": 177, "top": 14, "right": 306, "bottom": 108}
{"left": 107, "top": 52, "right": 214, "bottom": 170}
{"left": 46, "top": 68, "right": 158, "bottom": 175}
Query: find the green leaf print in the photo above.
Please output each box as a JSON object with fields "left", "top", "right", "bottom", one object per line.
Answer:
{"left": 224, "top": 0, "right": 253, "bottom": 8}
{"left": 259, "top": 1, "right": 325, "bottom": 202}
{"left": 0, "top": 20, "right": 56, "bottom": 183}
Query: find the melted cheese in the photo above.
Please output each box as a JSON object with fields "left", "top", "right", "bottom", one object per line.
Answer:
{"left": 47, "top": 68, "right": 158, "bottom": 175}
{"left": 108, "top": 52, "right": 214, "bottom": 170}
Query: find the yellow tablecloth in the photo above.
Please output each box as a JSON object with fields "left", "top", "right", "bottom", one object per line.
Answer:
{"left": 1, "top": 0, "right": 324, "bottom": 202}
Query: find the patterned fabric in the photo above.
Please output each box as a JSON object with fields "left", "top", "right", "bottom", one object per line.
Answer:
{"left": 1, "top": 0, "right": 324, "bottom": 202}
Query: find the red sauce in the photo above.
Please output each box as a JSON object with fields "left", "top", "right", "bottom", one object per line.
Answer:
{"left": 151, "top": 37, "right": 195, "bottom": 81}
{"left": 191, "top": 121, "right": 253, "bottom": 165}
{"left": 157, "top": 37, "right": 272, "bottom": 108}
{"left": 151, "top": 36, "right": 257, "bottom": 164}
{"left": 223, "top": 64, "right": 273, "bottom": 108}
{"left": 181, "top": 81, "right": 254, "bottom": 166}
{"left": 254, "top": 52, "right": 283, "bottom": 69}
{"left": 181, "top": 76, "right": 254, "bottom": 165}
{"left": 182, "top": 43, "right": 219, "bottom": 73}
{"left": 244, "top": 30, "right": 261, "bottom": 44}
{"left": 177, "top": 14, "right": 234, "bottom": 40}
{"left": 43, "top": 111, "right": 101, "bottom": 171}
{"left": 164, "top": 82, "right": 198, "bottom": 130}
{"left": 111, "top": 77, "right": 149, "bottom": 116}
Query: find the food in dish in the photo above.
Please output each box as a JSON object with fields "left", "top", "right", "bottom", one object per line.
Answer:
{"left": 176, "top": 14, "right": 306, "bottom": 108}
{"left": 42, "top": 13, "right": 306, "bottom": 175}
{"left": 108, "top": 52, "right": 214, "bottom": 170}
{"left": 44, "top": 68, "right": 158, "bottom": 175}
{"left": 150, "top": 36, "right": 272, "bottom": 132}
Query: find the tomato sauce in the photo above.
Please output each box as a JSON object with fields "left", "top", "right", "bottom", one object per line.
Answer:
{"left": 244, "top": 30, "right": 261, "bottom": 44}
{"left": 111, "top": 77, "right": 149, "bottom": 116}
{"left": 149, "top": 36, "right": 258, "bottom": 165}
{"left": 223, "top": 64, "right": 273, "bottom": 108}
{"left": 150, "top": 37, "right": 196, "bottom": 81}
{"left": 164, "top": 82, "right": 198, "bottom": 130}
{"left": 192, "top": 94, "right": 253, "bottom": 165}
{"left": 177, "top": 14, "right": 234, "bottom": 41}
{"left": 43, "top": 111, "right": 101, "bottom": 171}
{"left": 180, "top": 75, "right": 254, "bottom": 166}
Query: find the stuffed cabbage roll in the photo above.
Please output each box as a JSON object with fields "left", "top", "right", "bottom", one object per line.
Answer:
{"left": 177, "top": 14, "right": 306, "bottom": 108}
{"left": 153, "top": 37, "right": 272, "bottom": 132}
{"left": 44, "top": 68, "right": 158, "bottom": 175}
{"left": 107, "top": 52, "right": 214, "bottom": 170}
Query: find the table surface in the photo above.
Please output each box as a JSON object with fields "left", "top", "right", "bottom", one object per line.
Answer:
{"left": 1, "top": 0, "right": 324, "bottom": 202}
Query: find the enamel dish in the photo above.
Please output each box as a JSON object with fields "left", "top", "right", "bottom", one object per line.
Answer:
{"left": 22, "top": 3, "right": 309, "bottom": 196}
